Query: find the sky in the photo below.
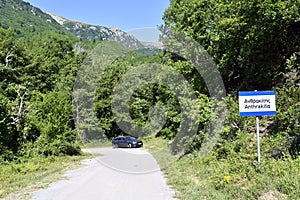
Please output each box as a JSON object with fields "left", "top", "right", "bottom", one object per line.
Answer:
{"left": 24, "top": 0, "right": 170, "bottom": 42}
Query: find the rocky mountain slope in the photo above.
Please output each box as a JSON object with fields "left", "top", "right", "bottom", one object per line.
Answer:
{"left": 48, "top": 13, "right": 144, "bottom": 49}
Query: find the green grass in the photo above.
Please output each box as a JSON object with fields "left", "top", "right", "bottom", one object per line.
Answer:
{"left": 143, "top": 135, "right": 300, "bottom": 200}
{"left": 162, "top": 146, "right": 300, "bottom": 199}
{"left": 142, "top": 136, "right": 178, "bottom": 170}
{"left": 0, "top": 153, "right": 93, "bottom": 200}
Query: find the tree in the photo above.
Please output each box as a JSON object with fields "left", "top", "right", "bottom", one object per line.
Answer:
{"left": 0, "top": 93, "right": 16, "bottom": 160}
{"left": 0, "top": 28, "right": 29, "bottom": 91}
{"left": 23, "top": 32, "right": 81, "bottom": 93}
{"left": 162, "top": 0, "right": 300, "bottom": 91}
{"left": 0, "top": 27, "right": 83, "bottom": 159}
{"left": 26, "top": 90, "right": 80, "bottom": 156}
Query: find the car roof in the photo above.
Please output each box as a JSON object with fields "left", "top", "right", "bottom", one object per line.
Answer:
{"left": 115, "top": 136, "right": 134, "bottom": 138}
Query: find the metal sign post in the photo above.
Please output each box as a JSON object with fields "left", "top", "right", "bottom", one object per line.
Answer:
{"left": 256, "top": 116, "right": 261, "bottom": 172}
{"left": 239, "top": 90, "right": 276, "bottom": 172}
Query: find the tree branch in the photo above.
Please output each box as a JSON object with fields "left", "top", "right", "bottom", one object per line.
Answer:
{"left": 4, "top": 46, "right": 15, "bottom": 69}
{"left": 10, "top": 85, "right": 31, "bottom": 131}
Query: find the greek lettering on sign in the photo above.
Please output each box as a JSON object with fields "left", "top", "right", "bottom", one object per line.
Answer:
{"left": 238, "top": 91, "right": 276, "bottom": 116}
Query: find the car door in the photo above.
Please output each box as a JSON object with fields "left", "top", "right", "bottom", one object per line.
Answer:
{"left": 113, "top": 137, "right": 120, "bottom": 147}
{"left": 120, "top": 137, "right": 127, "bottom": 147}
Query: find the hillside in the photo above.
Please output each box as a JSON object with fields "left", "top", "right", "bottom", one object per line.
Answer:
{"left": 0, "top": 0, "right": 146, "bottom": 50}
{"left": 0, "top": 0, "right": 73, "bottom": 38}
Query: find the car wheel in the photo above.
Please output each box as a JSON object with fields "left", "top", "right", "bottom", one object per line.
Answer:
{"left": 128, "top": 143, "right": 132, "bottom": 148}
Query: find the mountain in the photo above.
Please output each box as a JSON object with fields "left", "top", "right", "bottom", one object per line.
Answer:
{"left": 0, "top": 0, "right": 145, "bottom": 50}
{"left": 48, "top": 13, "right": 144, "bottom": 49}
{"left": 0, "top": 0, "right": 73, "bottom": 38}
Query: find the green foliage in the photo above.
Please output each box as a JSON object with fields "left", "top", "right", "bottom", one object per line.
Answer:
{"left": 268, "top": 55, "right": 300, "bottom": 158}
{"left": 163, "top": 0, "right": 300, "bottom": 91}
{"left": 22, "top": 33, "right": 83, "bottom": 92}
{"left": 95, "top": 51, "right": 153, "bottom": 138}
{"left": 0, "top": 27, "right": 83, "bottom": 160}
{"left": 23, "top": 90, "right": 80, "bottom": 156}
{"left": 94, "top": 50, "right": 213, "bottom": 143}
{"left": 73, "top": 41, "right": 133, "bottom": 141}
{"left": 0, "top": 93, "right": 17, "bottom": 160}
{"left": 162, "top": 67, "right": 299, "bottom": 199}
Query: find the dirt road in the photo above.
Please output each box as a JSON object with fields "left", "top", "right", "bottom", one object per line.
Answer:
{"left": 32, "top": 148, "right": 176, "bottom": 200}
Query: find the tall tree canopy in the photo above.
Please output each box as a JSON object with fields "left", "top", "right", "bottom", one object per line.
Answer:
{"left": 162, "top": 0, "right": 300, "bottom": 91}
{"left": 0, "top": 28, "right": 84, "bottom": 160}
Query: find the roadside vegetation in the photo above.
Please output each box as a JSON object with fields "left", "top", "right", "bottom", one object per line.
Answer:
{"left": 158, "top": 0, "right": 300, "bottom": 199}
{"left": 164, "top": 149, "right": 300, "bottom": 200}
{"left": 0, "top": 153, "right": 92, "bottom": 199}
{"left": 145, "top": 136, "right": 300, "bottom": 200}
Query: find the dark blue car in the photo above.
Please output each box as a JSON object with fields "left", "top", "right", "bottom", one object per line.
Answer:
{"left": 112, "top": 136, "right": 143, "bottom": 148}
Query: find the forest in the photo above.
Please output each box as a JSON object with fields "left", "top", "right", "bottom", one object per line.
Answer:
{"left": 0, "top": 0, "right": 300, "bottom": 199}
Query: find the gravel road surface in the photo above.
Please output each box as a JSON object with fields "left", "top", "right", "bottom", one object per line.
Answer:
{"left": 32, "top": 148, "right": 176, "bottom": 200}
